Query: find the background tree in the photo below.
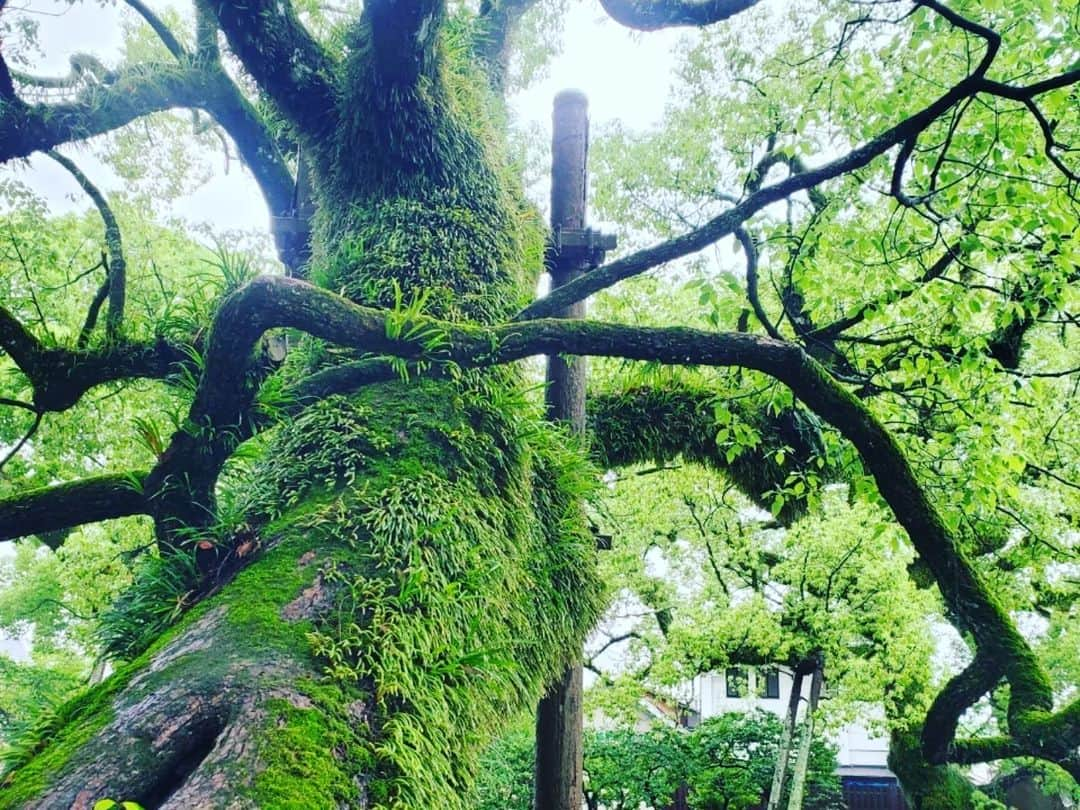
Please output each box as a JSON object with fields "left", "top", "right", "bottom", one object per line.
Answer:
{"left": 0, "top": 0, "right": 1077, "bottom": 807}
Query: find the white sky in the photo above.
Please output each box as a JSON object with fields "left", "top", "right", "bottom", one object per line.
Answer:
{"left": 3, "top": 0, "right": 685, "bottom": 236}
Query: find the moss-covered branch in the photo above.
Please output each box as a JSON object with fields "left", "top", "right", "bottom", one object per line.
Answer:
{"left": 0, "top": 63, "right": 212, "bottom": 163}
{"left": 154, "top": 274, "right": 1073, "bottom": 770}
{"left": 0, "top": 304, "right": 189, "bottom": 412}
{"left": 0, "top": 472, "right": 148, "bottom": 544}
{"left": 921, "top": 650, "right": 1003, "bottom": 764}
{"left": 587, "top": 385, "right": 826, "bottom": 521}
{"left": 122, "top": 0, "right": 187, "bottom": 60}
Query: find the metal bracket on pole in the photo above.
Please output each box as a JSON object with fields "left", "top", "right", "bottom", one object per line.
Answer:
{"left": 270, "top": 145, "right": 315, "bottom": 279}
{"left": 546, "top": 227, "right": 618, "bottom": 270}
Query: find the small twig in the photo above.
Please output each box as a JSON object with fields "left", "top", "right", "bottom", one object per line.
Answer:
{"left": 0, "top": 398, "right": 37, "bottom": 413}
{"left": 47, "top": 150, "right": 126, "bottom": 336}
{"left": 0, "top": 411, "right": 43, "bottom": 475}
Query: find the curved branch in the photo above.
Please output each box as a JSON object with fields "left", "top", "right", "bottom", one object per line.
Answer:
{"left": 47, "top": 151, "right": 126, "bottom": 336}
{"left": 209, "top": 0, "right": 337, "bottom": 141}
{"left": 922, "top": 649, "right": 1004, "bottom": 764}
{"left": 514, "top": 68, "right": 1080, "bottom": 322}
{"left": 734, "top": 227, "right": 782, "bottom": 340}
{"left": 0, "top": 472, "right": 148, "bottom": 544}
{"left": 1, "top": 304, "right": 189, "bottom": 411}
{"left": 947, "top": 697, "right": 1080, "bottom": 767}
{"left": 10, "top": 54, "right": 118, "bottom": 91}
{"left": 122, "top": 0, "right": 187, "bottom": 60}
{"left": 598, "top": 0, "right": 762, "bottom": 31}
{"left": 200, "top": 68, "right": 295, "bottom": 220}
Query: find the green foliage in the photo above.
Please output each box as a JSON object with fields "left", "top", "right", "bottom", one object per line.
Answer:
{"left": 589, "top": 466, "right": 935, "bottom": 733}
{"left": 470, "top": 711, "right": 843, "bottom": 810}
{"left": 94, "top": 548, "right": 201, "bottom": 661}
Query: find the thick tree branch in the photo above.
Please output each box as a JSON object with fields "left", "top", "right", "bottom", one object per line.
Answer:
{"left": 947, "top": 696, "right": 1080, "bottom": 767}
{"left": 179, "top": 277, "right": 1053, "bottom": 750}
{"left": 201, "top": 68, "right": 295, "bottom": 219}
{"left": 0, "top": 55, "right": 294, "bottom": 255}
{"left": 922, "top": 650, "right": 1004, "bottom": 764}
{"left": 514, "top": 68, "right": 1080, "bottom": 322}
{"left": 474, "top": 0, "right": 538, "bottom": 88}
{"left": 47, "top": 151, "right": 126, "bottom": 337}
{"left": 0, "top": 472, "right": 148, "bottom": 545}
{"left": 0, "top": 304, "right": 41, "bottom": 373}
{"left": 209, "top": 0, "right": 337, "bottom": 141}
{"left": 598, "top": 0, "right": 762, "bottom": 31}
{"left": 361, "top": 0, "right": 445, "bottom": 85}
{"left": 1, "top": 304, "right": 189, "bottom": 411}
{"left": 587, "top": 384, "right": 824, "bottom": 521}
{"left": 0, "top": 64, "right": 211, "bottom": 163}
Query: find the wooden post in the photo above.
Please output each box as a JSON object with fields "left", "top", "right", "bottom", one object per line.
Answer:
{"left": 534, "top": 89, "right": 590, "bottom": 810}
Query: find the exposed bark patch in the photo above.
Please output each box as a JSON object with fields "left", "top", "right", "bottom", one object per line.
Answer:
{"left": 268, "top": 687, "right": 314, "bottom": 709}
{"left": 280, "top": 570, "right": 334, "bottom": 621}
{"left": 141, "top": 714, "right": 226, "bottom": 810}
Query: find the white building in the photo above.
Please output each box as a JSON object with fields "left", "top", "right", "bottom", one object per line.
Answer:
{"left": 683, "top": 667, "right": 905, "bottom": 808}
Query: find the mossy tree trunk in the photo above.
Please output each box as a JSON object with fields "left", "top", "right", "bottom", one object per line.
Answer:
{"left": 1, "top": 1, "right": 605, "bottom": 807}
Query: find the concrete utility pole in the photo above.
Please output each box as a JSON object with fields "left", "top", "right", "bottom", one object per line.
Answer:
{"left": 533, "top": 90, "right": 615, "bottom": 810}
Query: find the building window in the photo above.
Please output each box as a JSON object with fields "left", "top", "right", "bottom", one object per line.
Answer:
{"left": 759, "top": 667, "right": 780, "bottom": 699}
{"left": 725, "top": 667, "right": 748, "bottom": 698}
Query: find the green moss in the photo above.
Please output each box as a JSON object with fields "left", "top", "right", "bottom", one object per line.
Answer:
{"left": 588, "top": 384, "right": 830, "bottom": 521}
{"left": 238, "top": 374, "right": 604, "bottom": 809}
{"left": 249, "top": 685, "right": 374, "bottom": 808}
{"left": 889, "top": 730, "right": 977, "bottom": 810}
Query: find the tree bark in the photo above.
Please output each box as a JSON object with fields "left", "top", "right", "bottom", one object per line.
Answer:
{"left": 767, "top": 668, "right": 805, "bottom": 810}
{"left": 786, "top": 663, "right": 822, "bottom": 809}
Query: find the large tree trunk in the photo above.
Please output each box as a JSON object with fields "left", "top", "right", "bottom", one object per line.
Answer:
{"left": 0, "top": 4, "right": 603, "bottom": 807}
{"left": 0, "top": 375, "right": 603, "bottom": 808}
